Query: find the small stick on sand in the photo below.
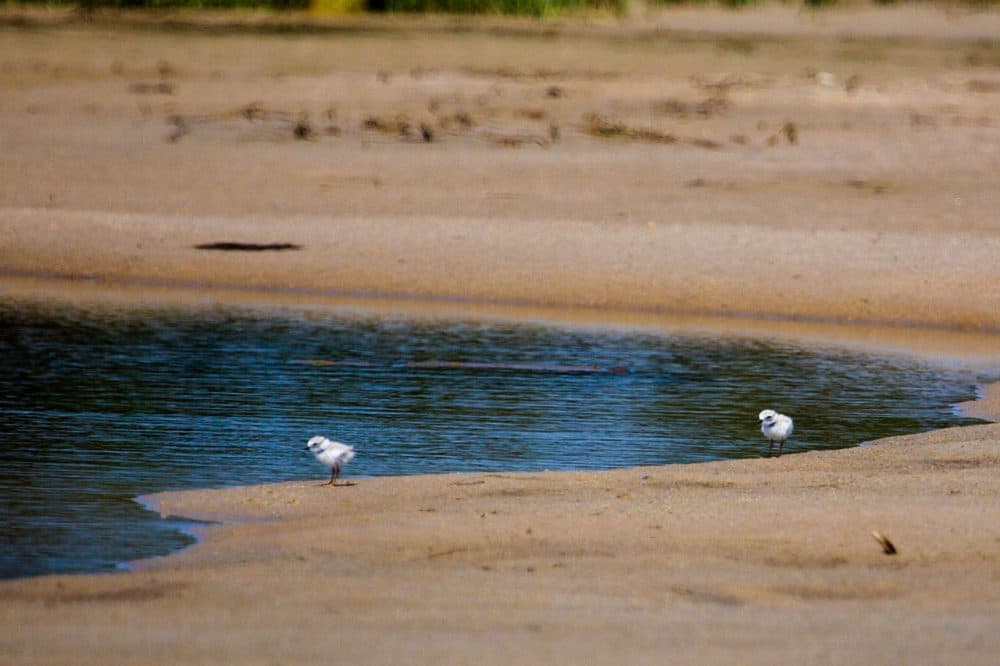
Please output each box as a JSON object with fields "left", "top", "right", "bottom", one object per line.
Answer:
{"left": 871, "top": 531, "right": 897, "bottom": 555}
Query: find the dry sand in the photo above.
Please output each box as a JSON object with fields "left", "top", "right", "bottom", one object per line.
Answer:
{"left": 2, "top": 4, "right": 999, "bottom": 329}
{"left": 1, "top": 5, "right": 999, "bottom": 663}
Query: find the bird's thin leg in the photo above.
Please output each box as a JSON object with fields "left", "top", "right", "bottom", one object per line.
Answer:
{"left": 326, "top": 466, "right": 337, "bottom": 486}
{"left": 768, "top": 439, "right": 774, "bottom": 454}
{"left": 778, "top": 440, "right": 784, "bottom": 456}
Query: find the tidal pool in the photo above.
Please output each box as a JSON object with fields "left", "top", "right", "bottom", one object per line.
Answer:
{"left": 0, "top": 300, "right": 987, "bottom": 578}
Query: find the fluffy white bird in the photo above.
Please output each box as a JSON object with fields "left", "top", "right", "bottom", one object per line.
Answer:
{"left": 758, "top": 409, "right": 794, "bottom": 455}
{"left": 306, "top": 436, "right": 356, "bottom": 486}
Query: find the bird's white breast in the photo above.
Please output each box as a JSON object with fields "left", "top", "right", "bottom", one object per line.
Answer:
{"left": 762, "top": 414, "right": 793, "bottom": 440}
{"left": 315, "top": 441, "right": 355, "bottom": 467}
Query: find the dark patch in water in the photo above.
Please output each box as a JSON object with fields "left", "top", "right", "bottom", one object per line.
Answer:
{"left": 402, "top": 360, "right": 628, "bottom": 374}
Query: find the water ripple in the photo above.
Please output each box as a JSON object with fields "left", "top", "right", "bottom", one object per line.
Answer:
{"left": 0, "top": 300, "right": 987, "bottom": 578}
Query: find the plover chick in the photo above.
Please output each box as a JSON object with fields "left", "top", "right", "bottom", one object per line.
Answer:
{"left": 758, "top": 409, "right": 794, "bottom": 455}
{"left": 306, "top": 436, "right": 356, "bottom": 486}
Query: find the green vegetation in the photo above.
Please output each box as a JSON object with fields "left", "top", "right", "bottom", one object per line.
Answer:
{"left": 69, "top": 0, "right": 311, "bottom": 8}
{"left": 648, "top": 0, "right": 997, "bottom": 6}
{"left": 20, "top": 0, "right": 624, "bottom": 13}
{"left": 120, "top": 0, "right": 306, "bottom": 7}
{"left": 12, "top": 0, "right": 1000, "bottom": 16}
{"left": 372, "top": 0, "right": 626, "bottom": 16}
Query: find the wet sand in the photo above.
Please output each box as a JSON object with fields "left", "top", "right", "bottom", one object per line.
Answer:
{"left": 1, "top": 5, "right": 999, "bottom": 663}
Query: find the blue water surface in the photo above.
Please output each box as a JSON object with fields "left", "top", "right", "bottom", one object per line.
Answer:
{"left": 0, "top": 300, "right": 987, "bottom": 579}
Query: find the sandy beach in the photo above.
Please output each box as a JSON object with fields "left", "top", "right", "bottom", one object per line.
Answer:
{"left": 1, "top": 4, "right": 999, "bottom": 662}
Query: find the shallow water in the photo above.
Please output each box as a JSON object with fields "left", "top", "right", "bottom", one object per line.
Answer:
{"left": 0, "top": 300, "right": 987, "bottom": 579}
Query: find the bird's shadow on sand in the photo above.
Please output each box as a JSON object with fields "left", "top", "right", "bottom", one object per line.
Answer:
{"left": 316, "top": 481, "right": 358, "bottom": 488}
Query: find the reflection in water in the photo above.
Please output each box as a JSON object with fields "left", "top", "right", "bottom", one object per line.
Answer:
{"left": 0, "top": 301, "right": 986, "bottom": 579}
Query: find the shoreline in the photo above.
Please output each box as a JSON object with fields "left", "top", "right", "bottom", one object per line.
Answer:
{"left": 3, "top": 273, "right": 999, "bottom": 371}
{"left": 3, "top": 392, "right": 996, "bottom": 663}
{"left": 126, "top": 374, "right": 998, "bottom": 537}
{"left": 957, "top": 381, "right": 1000, "bottom": 422}
{"left": 4, "top": 207, "right": 999, "bottom": 333}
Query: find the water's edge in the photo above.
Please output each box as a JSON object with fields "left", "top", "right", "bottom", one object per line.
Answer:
{"left": 124, "top": 382, "right": 1000, "bottom": 574}
{"left": 3, "top": 274, "right": 999, "bottom": 366}
{"left": 123, "top": 496, "right": 215, "bottom": 573}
